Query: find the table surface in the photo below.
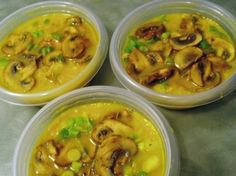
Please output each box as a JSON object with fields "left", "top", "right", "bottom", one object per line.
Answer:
{"left": 0, "top": 0, "right": 236, "bottom": 176}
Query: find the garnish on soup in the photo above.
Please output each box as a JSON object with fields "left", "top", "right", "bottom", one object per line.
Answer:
{"left": 122, "top": 13, "right": 236, "bottom": 94}
{"left": 29, "top": 102, "right": 166, "bottom": 176}
{"left": 0, "top": 13, "right": 98, "bottom": 93}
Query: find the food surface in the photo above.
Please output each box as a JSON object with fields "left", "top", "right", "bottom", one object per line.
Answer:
{"left": 29, "top": 101, "right": 166, "bottom": 176}
{"left": 122, "top": 13, "right": 236, "bottom": 95}
{"left": 0, "top": 13, "right": 98, "bottom": 93}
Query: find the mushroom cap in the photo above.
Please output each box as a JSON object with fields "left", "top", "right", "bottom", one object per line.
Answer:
{"left": 2, "top": 32, "right": 32, "bottom": 56}
{"left": 94, "top": 135, "right": 137, "bottom": 176}
{"left": 211, "top": 37, "right": 235, "bottom": 62}
{"left": 170, "top": 33, "right": 202, "bottom": 50}
{"left": 62, "top": 35, "right": 86, "bottom": 58}
{"left": 91, "top": 119, "right": 133, "bottom": 144}
{"left": 3, "top": 60, "right": 36, "bottom": 92}
{"left": 174, "top": 46, "right": 203, "bottom": 70}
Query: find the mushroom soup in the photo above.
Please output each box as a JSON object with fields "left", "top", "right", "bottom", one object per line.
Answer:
{"left": 29, "top": 101, "right": 166, "bottom": 176}
{"left": 0, "top": 13, "right": 98, "bottom": 93}
{"left": 122, "top": 13, "right": 236, "bottom": 95}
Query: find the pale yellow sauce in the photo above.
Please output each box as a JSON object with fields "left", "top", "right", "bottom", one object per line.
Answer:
{"left": 29, "top": 101, "right": 166, "bottom": 176}
{"left": 0, "top": 13, "right": 98, "bottom": 93}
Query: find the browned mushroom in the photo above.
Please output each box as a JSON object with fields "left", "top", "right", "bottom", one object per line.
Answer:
{"left": 148, "top": 41, "right": 173, "bottom": 59}
{"left": 190, "top": 59, "right": 218, "bottom": 87}
{"left": 4, "top": 60, "right": 36, "bottom": 92}
{"left": 34, "top": 140, "right": 61, "bottom": 175}
{"left": 135, "top": 23, "right": 166, "bottom": 40}
{"left": 140, "top": 67, "right": 174, "bottom": 86}
{"left": 103, "top": 110, "right": 132, "bottom": 121}
{"left": 127, "top": 49, "right": 154, "bottom": 74}
{"left": 205, "top": 72, "right": 221, "bottom": 87}
{"left": 66, "top": 16, "right": 82, "bottom": 26}
{"left": 174, "top": 47, "right": 203, "bottom": 70}
{"left": 190, "top": 62, "right": 204, "bottom": 87}
{"left": 2, "top": 32, "right": 33, "bottom": 56}
{"left": 94, "top": 135, "right": 138, "bottom": 176}
{"left": 146, "top": 51, "right": 163, "bottom": 65}
{"left": 43, "top": 51, "right": 65, "bottom": 66}
{"left": 91, "top": 119, "right": 133, "bottom": 144}
{"left": 210, "top": 38, "right": 235, "bottom": 62}
{"left": 170, "top": 33, "right": 202, "bottom": 50}
{"left": 207, "top": 56, "right": 231, "bottom": 71}
{"left": 62, "top": 35, "right": 86, "bottom": 58}
{"left": 55, "top": 139, "right": 83, "bottom": 167}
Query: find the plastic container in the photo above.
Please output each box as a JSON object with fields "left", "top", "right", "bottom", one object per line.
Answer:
{"left": 0, "top": 1, "right": 108, "bottom": 106}
{"left": 110, "top": 0, "right": 236, "bottom": 109}
{"left": 13, "top": 86, "right": 179, "bottom": 176}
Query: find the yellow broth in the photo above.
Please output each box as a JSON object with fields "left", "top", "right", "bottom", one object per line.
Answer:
{"left": 29, "top": 101, "right": 166, "bottom": 176}
{"left": 122, "top": 13, "right": 236, "bottom": 95}
{"left": 0, "top": 13, "right": 98, "bottom": 93}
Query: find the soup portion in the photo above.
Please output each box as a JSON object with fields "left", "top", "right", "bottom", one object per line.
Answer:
{"left": 0, "top": 13, "right": 98, "bottom": 93}
{"left": 122, "top": 13, "right": 236, "bottom": 95}
{"left": 29, "top": 101, "right": 166, "bottom": 176}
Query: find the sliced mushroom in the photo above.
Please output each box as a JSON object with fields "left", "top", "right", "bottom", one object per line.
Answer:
{"left": 63, "top": 26, "right": 79, "bottom": 35}
{"left": 45, "top": 62, "right": 64, "bottom": 83}
{"left": 66, "top": 16, "right": 82, "bottom": 26}
{"left": 146, "top": 51, "right": 163, "bottom": 65}
{"left": 94, "top": 135, "right": 138, "bottom": 176}
{"left": 34, "top": 140, "right": 61, "bottom": 175}
{"left": 127, "top": 49, "right": 152, "bottom": 74}
{"left": 92, "top": 119, "right": 133, "bottom": 144}
{"left": 140, "top": 67, "right": 174, "bottom": 86}
{"left": 174, "top": 47, "right": 203, "bottom": 70}
{"left": 104, "top": 110, "right": 132, "bottom": 121}
{"left": 190, "top": 62, "right": 204, "bottom": 87}
{"left": 202, "top": 60, "right": 212, "bottom": 82}
{"left": 43, "top": 51, "right": 65, "bottom": 66}
{"left": 190, "top": 59, "right": 213, "bottom": 87}
{"left": 55, "top": 139, "right": 83, "bottom": 167}
{"left": 207, "top": 56, "right": 231, "bottom": 72}
{"left": 80, "top": 136, "right": 98, "bottom": 163}
{"left": 170, "top": 33, "right": 202, "bottom": 50}
{"left": 39, "top": 38, "right": 61, "bottom": 51}
{"left": 148, "top": 41, "right": 172, "bottom": 58}
{"left": 205, "top": 72, "right": 221, "bottom": 87}
{"left": 210, "top": 38, "right": 235, "bottom": 62}
{"left": 62, "top": 35, "right": 86, "bottom": 58}
{"left": 2, "top": 32, "right": 33, "bottom": 55}
{"left": 4, "top": 60, "right": 36, "bottom": 92}
{"left": 135, "top": 24, "right": 166, "bottom": 40}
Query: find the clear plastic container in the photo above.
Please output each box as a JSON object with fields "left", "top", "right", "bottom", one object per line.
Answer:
{"left": 110, "top": 0, "right": 236, "bottom": 109}
{"left": 0, "top": 1, "right": 108, "bottom": 106}
{"left": 13, "top": 86, "right": 179, "bottom": 176}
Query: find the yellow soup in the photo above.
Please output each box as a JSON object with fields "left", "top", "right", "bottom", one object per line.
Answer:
{"left": 0, "top": 13, "right": 98, "bottom": 93}
{"left": 122, "top": 13, "right": 236, "bottom": 95}
{"left": 29, "top": 101, "right": 166, "bottom": 176}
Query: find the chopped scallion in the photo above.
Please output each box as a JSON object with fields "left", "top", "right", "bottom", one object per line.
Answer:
{"left": 32, "top": 29, "right": 44, "bottom": 38}
{"left": 52, "top": 32, "right": 63, "bottom": 41}
{"left": 161, "top": 32, "right": 170, "bottom": 40}
{"left": 59, "top": 128, "right": 69, "bottom": 138}
{"left": 0, "top": 57, "right": 9, "bottom": 67}
{"left": 27, "top": 43, "right": 35, "bottom": 51}
{"left": 71, "top": 162, "right": 82, "bottom": 173}
{"left": 136, "top": 171, "right": 149, "bottom": 176}
{"left": 41, "top": 46, "right": 54, "bottom": 56}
